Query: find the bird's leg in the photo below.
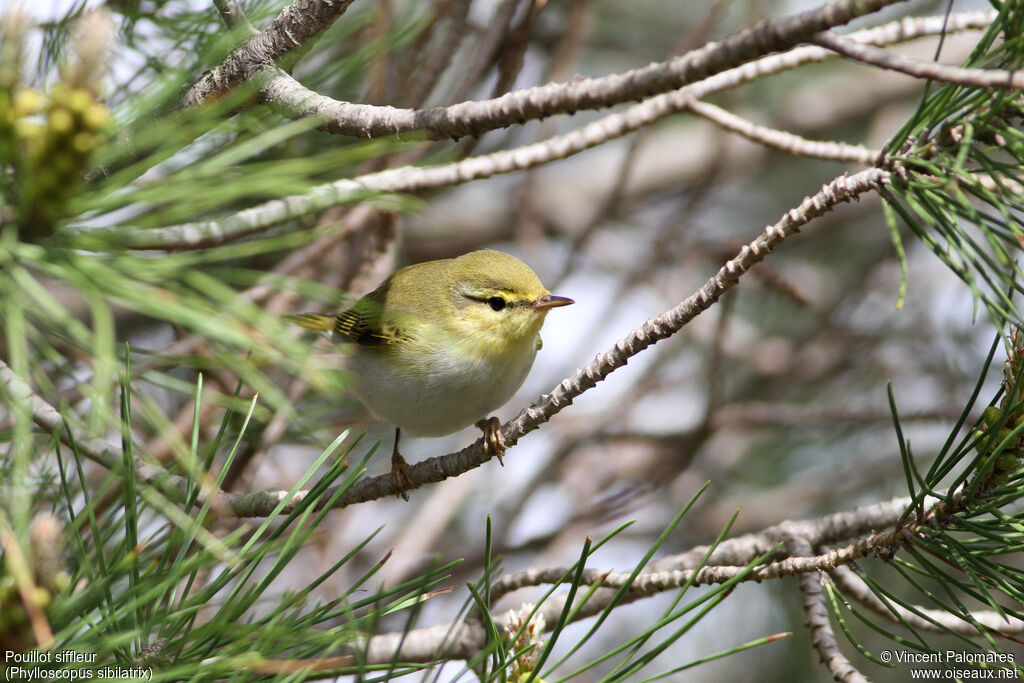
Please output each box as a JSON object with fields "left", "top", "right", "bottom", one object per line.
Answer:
{"left": 390, "top": 427, "right": 413, "bottom": 501}
{"left": 475, "top": 417, "right": 507, "bottom": 466}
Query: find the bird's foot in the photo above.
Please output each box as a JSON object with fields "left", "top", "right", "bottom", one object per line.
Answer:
{"left": 475, "top": 416, "right": 506, "bottom": 466}
{"left": 391, "top": 451, "right": 413, "bottom": 501}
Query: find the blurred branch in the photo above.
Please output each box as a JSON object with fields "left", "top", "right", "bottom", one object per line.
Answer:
{"left": 685, "top": 98, "right": 879, "bottom": 164}
{"left": 814, "top": 30, "right": 1024, "bottom": 89}
{"left": 254, "top": 0, "right": 907, "bottom": 139}
{"left": 64, "top": 10, "right": 989, "bottom": 251}
{"left": 449, "top": 0, "right": 523, "bottom": 103}
{"left": 552, "top": 132, "right": 644, "bottom": 285}
{"left": 398, "top": 0, "right": 473, "bottom": 108}
{"left": 710, "top": 402, "right": 960, "bottom": 428}
{"left": 20, "top": 169, "right": 887, "bottom": 515}
{"left": 502, "top": 168, "right": 888, "bottom": 450}
{"left": 792, "top": 536, "right": 870, "bottom": 683}
{"left": 829, "top": 564, "right": 1024, "bottom": 635}
{"left": 182, "top": 0, "right": 360, "bottom": 106}
{"left": 213, "top": 0, "right": 255, "bottom": 33}
{"left": 356, "top": 486, "right": 1020, "bottom": 667}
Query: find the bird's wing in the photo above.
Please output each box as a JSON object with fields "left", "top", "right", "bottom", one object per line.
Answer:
{"left": 334, "top": 295, "right": 407, "bottom": 347}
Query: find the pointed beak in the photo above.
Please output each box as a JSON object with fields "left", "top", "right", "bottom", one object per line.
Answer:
{"left": 532, "top": 294, "right": 575, "bottom": 311}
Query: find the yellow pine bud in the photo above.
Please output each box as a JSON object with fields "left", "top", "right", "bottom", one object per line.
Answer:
{"left": 12, "top": 87, "right": 43, "bottom": 116}
{"left": 81, "top": 102, "right": 109, "bottom": 130}
{"left": 66, "top": 87, "right": 93, "bottom": 115}
{"left": 33, "top": 587, "right": 51, "bottom": 609}
{"left": 72, "top": 131, "right": 97, "bottom": 154}
{"left": 48, "top": 106, "right": 74, "bottom": 134}
{"left": 13, "top": 118, "right": 42, "bottom": 142}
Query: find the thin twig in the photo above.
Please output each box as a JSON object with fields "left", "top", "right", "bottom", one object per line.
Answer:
{"left": 253, "top": 0, "right": 908, "bottom": 139}
{"left": 685, "top": 98, "right": 880, "bottom": 164}
{"left": 791, "top": 536, "right": 870, "bottom": 683}
{"left": 487, "top": 511, "right": 920, "bottom": 607}
{"left": 10, "top": 168, "right": 889, "bottom": 515}
{"left": 69, "top": 10, "right": 992, "bottom": 251}
{"left": 182, "top": 0, "right": 360, "bottom": 106}
{"left": 351, "top": 493, "right": 923, "bottom": 665}
{"left": 814, "top": 29, "right": 1024, "bottom": 89}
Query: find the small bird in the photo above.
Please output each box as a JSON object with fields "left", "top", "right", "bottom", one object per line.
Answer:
{"left": 285, "top": 249, "right": 574, "bottom": 498}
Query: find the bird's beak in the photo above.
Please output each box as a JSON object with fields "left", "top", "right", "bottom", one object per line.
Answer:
{"left": 533, "top": 294, "right": 575, "bottom": 311}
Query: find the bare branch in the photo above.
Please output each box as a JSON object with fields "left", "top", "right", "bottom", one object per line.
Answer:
{"left": 487, "top": 504, "right": 917, "bottom": 607}
{"left": 182, "top": 0, "right": 360, "bottom": 107}
{"left": 792, "top": 536, "right": 870, "bottom": 683}
{"left": 813, "top": 30, "right": 1024, "bottom": 89}
{"left": 23, "top": 169, "right": 887, "bottom": 516}
{"left": 213, "top": 0, "right": 254, "bottom": 33}
{"left": 65, "top": 11, "right": 991, "bottom": 251}
{"left": 254, "top": 0, "right": 909, "bottom": 139}
{"left": 500, "top": 168, "right": 888, "bottom": 450}
{"left": 684, "top": 98, "right": 880, "bottom": 164}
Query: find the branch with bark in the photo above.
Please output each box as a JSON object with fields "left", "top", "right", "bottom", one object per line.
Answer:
{"left": 350, "top": 490, "right": 1023, "bottom": 666}
{"left": 64, "top": 9, "right": 994, "bottom": 250}
{"left": 11, "top": 168, "right": 886, "bottom": 516}
{"left": 184, "top": 0, "right": 907, "bottom": 139}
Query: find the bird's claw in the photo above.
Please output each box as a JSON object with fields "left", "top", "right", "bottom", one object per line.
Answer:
{"left": 476, "top": 416, "right": 507, "bottom": 466}
{"left": 391, "top": 451, "right": 413, "bottom": 501}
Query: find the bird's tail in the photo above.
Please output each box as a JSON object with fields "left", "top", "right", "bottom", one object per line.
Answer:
{"left": 283, "top": 313, "right": 334, "bottom": 332}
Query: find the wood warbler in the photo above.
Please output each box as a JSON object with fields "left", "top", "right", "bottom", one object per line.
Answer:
{"left": 285, "top": 249, "right": 573, "bottom": 498}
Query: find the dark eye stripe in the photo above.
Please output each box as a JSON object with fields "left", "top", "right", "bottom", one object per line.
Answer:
{"left": 463, "top": 293, "right": 528, "bottom": 310}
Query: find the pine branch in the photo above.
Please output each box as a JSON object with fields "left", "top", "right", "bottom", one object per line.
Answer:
{"left": 251, "top": 0, "right": 908, "bottom": 139}
{"left": 350, "top": 490, "right": 997, "bottom": 667}
{"left": 793, "top": 536, "right": 871, "bottom": 683}
{"left": 10, "top": 169, "right": 887, "bottom": 514}
{"left": 684, "top": 98, "right": 880, "bottom": 164}
{"left": 485, "top": 496, "right": 917, "bottom": 607}
{"left": 829, "top": 565, "right": 1024, "bottom": 635}
{"left": 814, "top": 30, "right": 1024, "bottom": 89}
{"left": 182, "top": 0, "right": 360, "bottom": 106}
{"left": 66, "top": 10, "right": 990, "bottom": 251}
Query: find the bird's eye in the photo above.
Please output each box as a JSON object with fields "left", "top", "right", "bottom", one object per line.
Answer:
{"left": 487, "top": 296, "right": 506, "bottom": 311}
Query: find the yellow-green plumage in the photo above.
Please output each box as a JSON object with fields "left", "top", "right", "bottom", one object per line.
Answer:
{"left": 286, "top": 250, "right": 573, "bottom": 438}
{"left": 281, "top": 312, "right": 333, "bottom": 332}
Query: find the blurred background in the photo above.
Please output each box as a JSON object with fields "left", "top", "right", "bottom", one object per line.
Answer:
{"left": 1, "top": 0, "right": 1019, "bottom": 680}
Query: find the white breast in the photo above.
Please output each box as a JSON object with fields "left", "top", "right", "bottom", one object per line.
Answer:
{"left": 348, "top": 337, "right": 539, "bottom": 437}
